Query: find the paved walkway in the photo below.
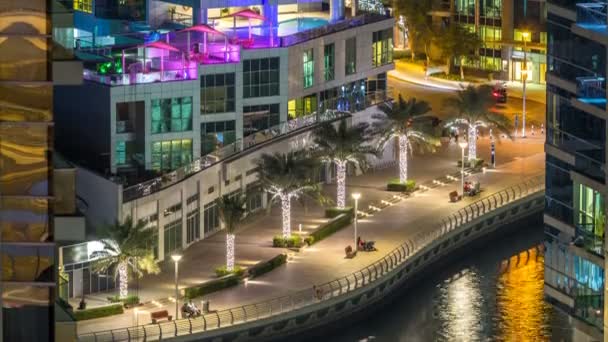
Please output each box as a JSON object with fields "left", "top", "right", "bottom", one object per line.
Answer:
{"left": 77, "top": 132, "right": 545, "bottom": 334}
{"left": 389, "top": 60, "right": 547, "bottom": 105}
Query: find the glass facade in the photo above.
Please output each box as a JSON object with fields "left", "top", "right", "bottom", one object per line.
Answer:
{"left": 372, "top": 28, "right": 393, "bottom": 67}
{"left": 115, "top": 141, "right": 134, "bottom": 166}
{"left": 151, "top": 97, "right": 193, "bottom": 134}
{"left": 163, "top": 219, "right": 182, "bottom": 256}
{"left": 203, "top": 202, "right": 220, "bottom": 235}
{"left": 200, "top": 73, "right": 235, "bottom": 114}
{"left": 151, "top": 139, "right": 193, "bottom": 171}
{"left": 324, "top": 44, "right": 335, "bottom": 81}
{"left": 303, "top": 49, "right": 314, "bottom": 88}
{"left": 74, "top": 0, "right": 93, "bottom": 13}
{"left": 200, "top": 120, "right": 236, "bottom": 155}
{"left": 345, "top": 37, "right": 357, "bottom": 75}
{"left": 186, "top": 209, "right": 200, "bottom": 244}
{"left": 0, "top": 0, "right": 55, "bottom": 339}
{"left": 115, "top": 101, "right": 142, "bottom": 133}
{"left": 243, "top": 57, "right": 280, "bottom": 98}
{"left": 243, "top": 104, "right": 280, "bottom": 134}
{"left": 288, "top": 95, "right": 318, "bottom": 119}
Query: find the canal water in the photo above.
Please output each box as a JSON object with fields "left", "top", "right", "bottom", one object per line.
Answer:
{"left": 316, "top": 224, "right": 575, "bottom": 342}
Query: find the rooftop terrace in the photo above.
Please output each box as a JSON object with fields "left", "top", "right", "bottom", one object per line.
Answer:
{"left": 74, "top": 11, "right": 391, "bottom": 86}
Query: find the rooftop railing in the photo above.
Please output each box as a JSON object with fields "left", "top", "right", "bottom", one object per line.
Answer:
{"left": 121, "top": 90, "right": 390, "bottom": 202}
{"left": 78, "top": 175, "right": 544, "bottom": 342}
{"left": 279, "top": 13, "right": 390, "bottom": 47}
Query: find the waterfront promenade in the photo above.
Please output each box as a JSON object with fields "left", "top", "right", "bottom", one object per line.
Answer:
{"left": 77, "top": 133, "right": 544, "bottom": 335}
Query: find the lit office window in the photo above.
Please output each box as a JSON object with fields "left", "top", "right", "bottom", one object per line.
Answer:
{"left": 324, "top": 43, "right": 335, "bottom": 81}
{"left": 151, "top": 139, "right": 192, "bottom": 171}
{"left": 373, "top": 29, "right": 393, "bottom": 67}
{"left": 303, "top": 49, "right": 314, "bottom": 88}
{"left": 151, "top": 97, "right": 193, "bottom": 134}
{"left": 73, "top": 0, "right": 92, "bottom": 13}
{"left": 345, "top": 37, "right": 357, "bottom": 75}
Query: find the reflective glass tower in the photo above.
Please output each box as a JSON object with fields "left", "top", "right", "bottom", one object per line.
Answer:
{"left": 0, "top": 0, "right": 56, "bottom": 340}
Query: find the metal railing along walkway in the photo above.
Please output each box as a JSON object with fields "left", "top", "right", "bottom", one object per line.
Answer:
{"left": 78, "top": 175, "right": 544, "bottom": 342}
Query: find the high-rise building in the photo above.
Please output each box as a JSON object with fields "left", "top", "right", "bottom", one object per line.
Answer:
{"left": 544, "top": 1, "right": 606, "bottom": 340}
{"left": 0, "top": 0, "right": 56, "bottom": 340}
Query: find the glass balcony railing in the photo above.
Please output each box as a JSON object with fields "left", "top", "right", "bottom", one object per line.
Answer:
{"left": 116, "top": 120, "right": 134, "bottom": 133}
{"left": 546, "top": 127, "right": 605, "bottom": 182}
{"left": 120, "top": 90, "right": 390, "bottom": 202}
{"left": 574, "top": 221, "right": 604, "bottom": 256}
{"left": 576, "top": 76, "right": 606, "bottom": 109}
{"left": 545, "top": 266, "right": 604, "bottom": 330}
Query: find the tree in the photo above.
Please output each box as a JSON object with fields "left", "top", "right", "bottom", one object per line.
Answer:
{"left": 93, "top": 217, "right": 160, "bottom": 299}
{"left": 255, "top": 151, "right": 326, "bottom": 237}
{"left": 443, "top": 85, "right": 512, "bottom": 161}
{"left": 397, "top": 0, "right": 433, "bottom": 62}
{"left": 312, "top": 120, "right": 376, "bottom": 209}
{"left": 372, "top": 95, "right": 438, "bottom": 183}
{"left": 217, "top": 193, "right": 248, "bottom": 272}
{"left": 437, "top": 24, "right": 482, "bottom": 79}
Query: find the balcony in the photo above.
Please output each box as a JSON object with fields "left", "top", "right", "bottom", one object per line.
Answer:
{"left": 115, "top": 120, "right": 133, "bottom": 134}
{"left": 574, "top": 222, "right": 604, "bottom": 257}
{"left": 546, "top": 127, "right": 605, "bottom": 182}
{"left": 576, "top": 76, "right": 606, "bottom": 109}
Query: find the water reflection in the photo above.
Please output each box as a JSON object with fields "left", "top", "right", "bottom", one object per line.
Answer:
{"left": 320, "top": 227, "right": 574, "bottom": 342}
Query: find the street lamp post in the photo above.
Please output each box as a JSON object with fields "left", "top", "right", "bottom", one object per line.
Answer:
{"left": 352, "top": 193, "right": 360, "bottom": 248}
{"left": 521, "top": 31, "right": 530, "bottom": 138}
{"left": 459, "top": 141, "right": 468, "bottom": 196}
{"left": 171, "top": 254, "right": 182, "bottom": 319}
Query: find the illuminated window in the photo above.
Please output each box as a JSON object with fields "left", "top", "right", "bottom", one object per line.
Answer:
{"left": 200, "top": 73, "right": 235, "bottom": 114}
{"left": 303, "top": 49, "right": 314, "bottom": 88}
{"left": 151, "top": 139, "right": 192, "bottom": 171}
{"left": 73, "top": 0, "right": 92, "bottom": 13}
{"left": 373, "top": 29, "right": 393, "bottom": 67}
{"left": 200, "top": 120, "right": 236, "bottom": 155}
{"left": 324, "top": 43, "right": 335, "bottom": 81}
{"left": 514, "top": 29, "right": 532, "bottom": 42}
{"left": 151, "top": 97, "right": 192, "bottom": 133}
{"left": 345, "top": 37, "right": 357, "bottom": 75}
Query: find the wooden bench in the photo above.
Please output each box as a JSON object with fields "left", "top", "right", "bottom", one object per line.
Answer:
{"left": 345, "top": 245, "right": 357, "bottom": 259}
{"left": 151, "top": 310, "right": 172, "bottom": 324}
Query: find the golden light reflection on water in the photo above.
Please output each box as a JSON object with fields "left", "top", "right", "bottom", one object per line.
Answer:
{"left": 436, "top": 246, "right": 550, "bottom": 342}
{"left": 496, "top": 247, "right": 551, "bottom": 341}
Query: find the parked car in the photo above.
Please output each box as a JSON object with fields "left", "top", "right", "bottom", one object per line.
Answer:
{"left": 492, "top": 83, "right": 507, "bottom": 103}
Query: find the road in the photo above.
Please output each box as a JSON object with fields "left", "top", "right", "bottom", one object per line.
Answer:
{"left": 388, "top": 76, "right": 546, "bottom": 128}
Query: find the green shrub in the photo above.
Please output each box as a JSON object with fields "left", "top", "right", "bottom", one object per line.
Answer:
{"left": 272, "top": 235, "right": 303, "bottom": 248}
{"left": 214, "top": 265, "right": 245, "bottom": 277}
{"left": 325, "top": 206, "right": 354, "bottom": 218}
{"left": 73, "top": 304, "right": 124, "bottom": 321}
{"left": 184, "top": 274, "right": 240, "bottom": 299}
{"left": 106, "top": 295, "right": 140, "bottom": 307}
{"left": 387, "top": 179, "right": 416, "bottom": 192}
{"left": 248, "top": 254, "right": 288, "bottom": 278}
{"left": 393, "top": 50, "right": 410, "bottom": 60}
{"left": 457, "top": 158, "right": 484, "bottom": 169}
{"left": 307, "top": 213, "right": 353, "bottom": 246}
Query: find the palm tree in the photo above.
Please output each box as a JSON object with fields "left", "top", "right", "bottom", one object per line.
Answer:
{"left": 437, "top": 24, "right": 482, "bottom": 80}
{"left": 255, "top": 151, "right": 325, "bottom": 238}
{"left": 372, "top": 95, "right": 438, "bottom": 183}
{"left": 217, "top": 193, "right": 248, "bottom": 272}
{"left": 443, "top": 85, "right": 512, "bottom": 161}
{"left": 93, "top": 217, "right": 160, "bottom": 299}
{"left": 312, "top": 120, "right": 376, "bottom": 209}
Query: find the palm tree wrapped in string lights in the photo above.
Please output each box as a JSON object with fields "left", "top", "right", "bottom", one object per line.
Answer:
{"left": 94, "top": 217, "right": 160, "bottom": 299}
{"left": 217, "top": 193, "right": 248, "bottom": 272}
{"left": 256, "top": 151, "right": 327, "bottom": 238}
{"left": 312, "top": 120, "right": 376, "bottom": 209}
{"left": 443, "top": 85, "right": 512, "bottom": 161}
{"left": 372, "top": 94, "right": 439, "bottom": 183}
